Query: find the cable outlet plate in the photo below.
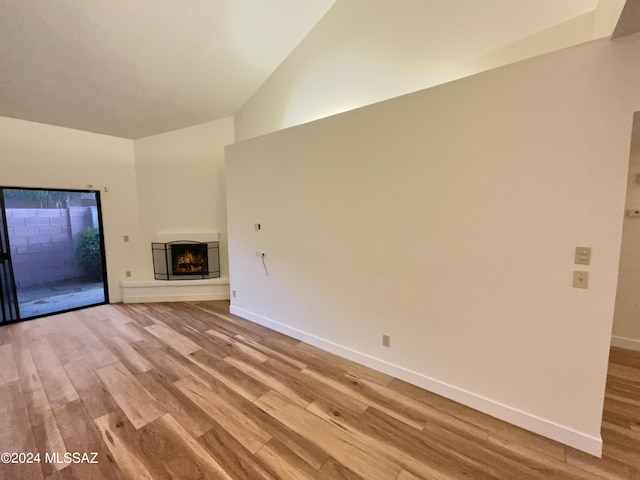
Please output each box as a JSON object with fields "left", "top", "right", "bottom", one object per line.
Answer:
{"left": 573, "top": 271, "right": 589, "bottom": 289}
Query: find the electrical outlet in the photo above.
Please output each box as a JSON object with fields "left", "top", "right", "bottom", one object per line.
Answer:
{"left": 382, "top": 335, "right": 390, "bottom": 347}
{"left": 125, "top": 271, "right": 131, "bottom": 278}
{"left": 255, "top": 251, "right": 266, "bottom": 257}
{"left": 573, "top": 271, "right": 589, "bottom": 289}
{"left": 574, "top": 247, "right": 591, "bottom": 265}
{"left": 123, "top": 235, "right": 129, "bottom": 242}
{"left": 232, "top": 290, "right": 236, "bottom": 298}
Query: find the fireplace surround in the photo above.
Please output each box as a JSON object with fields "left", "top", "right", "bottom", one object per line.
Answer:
{"left": 152, "top": 240, "right": 220, "bottom": 280}
{"left": 120, "top": 232, "right": 229, "bottom": 303}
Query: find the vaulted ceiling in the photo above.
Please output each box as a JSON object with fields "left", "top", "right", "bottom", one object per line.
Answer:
{"left": 0, "top": 0, "right": 635, "bottom": 140}
{"left": 0, "top": 0, "right": 336, "bottom": 138}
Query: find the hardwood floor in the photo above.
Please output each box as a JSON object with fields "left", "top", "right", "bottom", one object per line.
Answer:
{"left": 0, "top": 301, "right": 638, "bottom": 479}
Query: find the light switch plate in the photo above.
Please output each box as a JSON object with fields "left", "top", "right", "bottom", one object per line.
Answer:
{"left": 573, "top": 271, "right": 589, "bottom": 289}
{"left": 574, "top": 247, "right": 591, "bottom": 265}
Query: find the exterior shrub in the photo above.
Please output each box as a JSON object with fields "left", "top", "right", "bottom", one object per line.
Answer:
{"left": 75, "top": 227, "right": 102, "bottom": 277}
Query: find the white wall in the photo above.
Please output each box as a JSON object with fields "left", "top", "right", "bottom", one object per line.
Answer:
{"left": 133, "top": 118, "right": 234, "bottom": 279}
{"left": 234, "top": 0, "right": 621, "bottom": 141}
{"left": 0, "top": 116, "right": 141, "bottom": 302}
{"left": 226, "top": 33, "right": 640, "bottom": 455}
{"left": 613, "top": 114, "right": 640, "bottom": 351}
{"left": 0, "top": 115, "right": 234, "bottom": 303}
{"left": 596, "top": 0, "right": 628, "bottom": 37}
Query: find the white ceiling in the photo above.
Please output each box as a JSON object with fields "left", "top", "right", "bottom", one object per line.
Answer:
{"left": 0, "top": 0, "right": 634, "bottom": 140}
{"left": 0, "top": 0, "right": 336, "bottom": 139}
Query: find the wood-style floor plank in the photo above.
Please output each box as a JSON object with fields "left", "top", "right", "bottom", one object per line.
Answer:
{"left": 64, "top": 358, "right": 119, "bottom": 420}
{"left": 28, "top": 328, "right": 79, "bottom": 408}
{"left": 96, "top": 308, "right": 146, "bottom": 344}
{"left": 133, "top": 341, "right": 194, "bottom": 383}
{"left": 208, "top": 329, "right": 269, "bottom": 362}
{"left": 135, "top": 369, "right": 215, "bottom": 438}
{"left": 175, "top": 375, "right": 273, "bottom": 454}
{"left": 0, "top": 302, "right": 638, "bottom": 480}
{"left": 295, "top": 341, "right": 394, "bottom": 387}
{"left": 142, "top": 413, "right": 234, "bottom": 480}
{"left": 68, "top": 319, "right": 119, "bottom": 370}
{"left": 145, "top": 321, "right": 201, "bottom": 356}
{"left": 224, "top": 355, "right": 313, "bottom": 408}
{"left": 264, "top": 357, "right": 369, "bottom": 417}
{"left": 255, "top": 390, "right": 402, "bottom": 479}
{"left": 93, "top": 410, "right": 159, "bottom": 480}
{"left": 13, "top": 340, "right": 44, "bottom": 394}
{"left": 0, "top": 343, "right": 20, "bottom": 385}
{"left": 54, "top": 399, "right": 126, "bottom": 480}
{"left": 95, "top": 362, "right": 164, "bottom": 429}
{"left": 0, "top": 381, "right": 45, "bottom": 480}
{"left": 198, "top": 426, "right": 278, "bottom": 480}
{"left": 45, "top": 331, "right": 84, "bottom": 366}
{"left": 317, "top": 457, "right": 367, "bottom": 480}
{"left": 235, "top": 334, "right": 307, "bottom": 370}
{"left": 186, "top": 348, "right": 269, "bottom": 402}
{"left": 302, "top": 366, "right": 426, "bottom": 429}
{"left": 308, "top": 399, "right": 460, "bottom": 480}
{"left": 108, "top": 335, "right": 153, "bottom": 374}
{"left": 23, "top": 386, "right": 68, "bottom": 475}
{"left": 255, "top": 438, "right": 318, "bottom": 480}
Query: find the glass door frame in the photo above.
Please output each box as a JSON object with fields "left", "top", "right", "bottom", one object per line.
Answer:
{"left": 0, "top": 186, "right": 109, "bottom": 324}
{"left": 0, "top": 192, "right": 20, "bottom": 323}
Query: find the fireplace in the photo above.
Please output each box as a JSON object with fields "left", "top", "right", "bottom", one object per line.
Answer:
{"left": 152, "top": 240, "right": 220, "bottom": 280}
{"left": 172, "top": 243, "right": 207, "bottom": 275}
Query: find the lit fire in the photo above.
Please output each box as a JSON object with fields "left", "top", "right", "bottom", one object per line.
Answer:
{"left": 175, "top": 249, "right": 204, "bottom": 272}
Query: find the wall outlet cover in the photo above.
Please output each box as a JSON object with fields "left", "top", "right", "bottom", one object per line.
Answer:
{"left": 574, "top": 247, "right": 591, "bottom": 265}
{"left": 573, "top": 271, "right": 589, "bottom": 289}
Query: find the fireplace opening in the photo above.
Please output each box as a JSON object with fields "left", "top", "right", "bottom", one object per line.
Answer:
{"left": 152, "top": 240, "right": 220, "bottom": 280}
{"left": 172, "top": 244, "right": 207, "bottom": 275}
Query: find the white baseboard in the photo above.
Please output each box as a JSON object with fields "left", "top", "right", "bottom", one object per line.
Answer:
{"left": 230, "top": 305, "right": 603, "bottom": 457}
{"left": 120, "top": 277, "right": 230, "bottom": 303}
{"left": 611, "top": 335, "right": 640, "bottom": 352}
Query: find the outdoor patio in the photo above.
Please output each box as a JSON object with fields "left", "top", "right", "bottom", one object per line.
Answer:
{"left": 17, "top": 280, "right": 105, "bottom": 318}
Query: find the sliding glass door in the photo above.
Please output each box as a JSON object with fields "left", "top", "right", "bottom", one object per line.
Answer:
{"left": 0, "top": 187, "right": 108, "bottom": 323}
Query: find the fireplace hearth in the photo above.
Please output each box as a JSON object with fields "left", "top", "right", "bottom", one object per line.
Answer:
{"left": 152, "top": 240, "right": 220, "bottom": 280}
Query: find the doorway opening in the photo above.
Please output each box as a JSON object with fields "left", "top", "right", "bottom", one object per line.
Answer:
{"left": 0, "top": 187, "right": 108, "bottom": 323}
{"left": 602, "top": 111, "right": 640, "bottom": 463}
{"left": 612, "top": 111, "right": 640, "bottom": 352}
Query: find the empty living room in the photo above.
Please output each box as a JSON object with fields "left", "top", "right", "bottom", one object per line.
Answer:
{"left": 1, "top": 1, "right": 640, "bottom": 479}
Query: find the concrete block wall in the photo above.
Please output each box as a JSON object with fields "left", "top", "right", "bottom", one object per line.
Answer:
{"left": 6, "top": 207, "right": 97, "bottom": 287}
